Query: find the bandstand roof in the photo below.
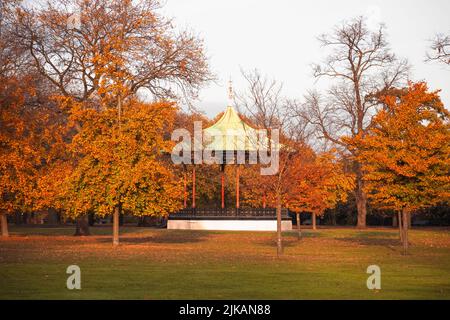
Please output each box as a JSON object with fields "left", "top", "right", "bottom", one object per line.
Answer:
{"left": 203, "top": 105, "right": 262, "bottom": 152}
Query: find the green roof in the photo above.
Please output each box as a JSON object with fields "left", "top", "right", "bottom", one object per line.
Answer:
{"left": 202, "top": 106, "right": 261, "bottom": 152}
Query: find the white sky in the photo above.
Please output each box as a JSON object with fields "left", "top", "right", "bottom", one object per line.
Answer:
{"left": 162, "top": 0, "right": 450, "bottom": 117}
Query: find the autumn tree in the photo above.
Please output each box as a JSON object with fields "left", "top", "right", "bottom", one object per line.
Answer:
{"left": 301, "top": 16, "right": 409, "bottom": 228}
{"left": 60, "top": 99, "right": 183, "bottom": 244}
{"left": 240, "top": 164, "right": 273, "bottom": 209}
{"left": 172, "top": 111, "right": 219, "bottom": 208}
{"left": 15, "top": 0, "right": 211, "bottom": 238}
{"left": 0, "top": 75, "right": 36, "bottom": 236}
{"left": 348, "top": 82, "right": 450, "bottom": 254}
{"left": 0, "top": 70, "right": 66, "bottom": 236}
{"left": 287, "top": 152, "right": 354, "bottom": 234}
{"left": 0, "top": 0, "right": 60, "bottom": 236}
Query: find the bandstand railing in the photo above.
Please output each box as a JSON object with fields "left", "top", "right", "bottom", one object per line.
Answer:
{"left": 169, "top": 208, "right": 290, "bottom": 220}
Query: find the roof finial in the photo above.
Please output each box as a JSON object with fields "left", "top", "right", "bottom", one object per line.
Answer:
{"left": 227, "top": 78, "right": 234, "bottom": 107}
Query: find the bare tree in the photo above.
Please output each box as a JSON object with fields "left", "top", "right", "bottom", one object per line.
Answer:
{"left": 15, "top": 0, "right": 212, "bottom": 105}
{"left": 427, "top": 33, "right": 450, "bottom": 65}
{"left": 236, "top": 69, "right": 309, "bottom": 255}
{"left": 301, "top": 16, "right": 409, "bottom": 228}
{"left": 0, "top": 0, "right": 28, "bottom": 78}
{"left": 237, "top": 69, "right": 284, "bottom": 128}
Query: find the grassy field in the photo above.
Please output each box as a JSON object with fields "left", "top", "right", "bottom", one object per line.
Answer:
{"left": 0, "top": 225, "right": 449, "bottom": 299}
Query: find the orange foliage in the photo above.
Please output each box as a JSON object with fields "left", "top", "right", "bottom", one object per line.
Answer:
{"left": 286, "top": 151, "right": 354, "bottom": 215}
{"left": 0, "top": 74, "right": 63, "bottom": 214}
{"left": 240, "top": 143, "right": 353, "bottom": 214}
{"left": 55, "top": 98, "right": 183, "bottom": 218}
{"left": 347, "top": 82, "right": 450, "bottom": 212}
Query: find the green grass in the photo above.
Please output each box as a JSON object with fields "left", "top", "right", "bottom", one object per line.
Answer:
{"left": 0, "top": 225, "right": 449, "bottom": 299}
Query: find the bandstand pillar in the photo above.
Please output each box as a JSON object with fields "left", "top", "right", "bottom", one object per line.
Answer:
{"left": 236, "top": 165, "right": 240, "bottom": 209}
{"left": 221, "top": 165, "right": 225, "bottom": 209}
{"left": 192, "top": 166, "right": 196, "bottom": 208}
{"left": 183, "top": 170, "right": 187, "bottom": 208}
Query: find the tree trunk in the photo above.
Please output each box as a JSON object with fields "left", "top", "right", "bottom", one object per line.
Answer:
{"left": 30, "top": 212, "right": 35, "bottom": 224}
{"left": 14, "top": 212, "right": 22, "bottom": 225}
{"left": 407, "top": 212, "right": 412, "bottom": 229}
{"left": 47, "top": 208, "right": 59, "bottom": 225}
{"left": 80, "top": 215, "right": 90, "bottom": 235}
{"left": 402, "top": 208, "right": 409, "bottom": 255}
{"left": 276, "top": 190, "right": 282, "bottom": 256}
{"left": 331, "top": 210, "right": 336, "bottom": 226}
{"left": 114, "top": 92, "right": 122, "bottom": 246}
{"left": 296, "top": 212, "right": 301, "bottom": 240}
{"left": 74, "top": 215, "right": 90, "bottom": 236}
{"left": 355, "top": 164, "right": 367, "bottom": 228}
{"left": 113, "top": 205, "right": 120, "bottom": 246}
{"left": 1, "top": 213, "right": 9, "bottom": 237}
{"left": 23, "top": 212, "right": 29, "bottom": 224}
{"left": 312, "top": 212, "right": 316, "bottom": 230}
{"left": 392, "top": 214, "right": 398, "bottom": 227}
{"left": 88, "top": 212, "right": 95, "bottom": 226}
{"left": 398, "top": 211, "right": 403, "bottom": 243}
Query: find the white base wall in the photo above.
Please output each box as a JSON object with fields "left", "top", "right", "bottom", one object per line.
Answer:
{"left": 167, "top": 219, "right": 292, "bottom": 231}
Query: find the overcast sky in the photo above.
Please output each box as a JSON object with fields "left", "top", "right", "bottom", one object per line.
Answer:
{"left": 162, "top": 0, "right": 450, "bottom": 117}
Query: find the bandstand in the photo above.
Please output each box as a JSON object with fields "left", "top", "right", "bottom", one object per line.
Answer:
{"left": 167, "top": 82, "right": 292, "bottom": 231}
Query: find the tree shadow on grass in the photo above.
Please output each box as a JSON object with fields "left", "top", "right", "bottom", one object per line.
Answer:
{"left": 353, "top": 231, "right": 398, "bottom": 238}
{"left": 95, "top": 230, "right": 208, "bottom": 244}
{"left": 285, "top": 230, "right": 325, "bottom": 239}
{"left": 9, "top": 225, "right": 146, "bottom": 237}
{"left": 256, "top": 239, "right": 299, "bottom": 249}
{"left": 254, "top": 230, "right": 325, "bottom": 248}
{"left": 297, "top": 231, "right": 325, "bottom": 238}
{"left": 335, "top": 233, "right": 402, "bottom": 250}
{"left": 256, "top": 235, "right": 304, "bottom": 249}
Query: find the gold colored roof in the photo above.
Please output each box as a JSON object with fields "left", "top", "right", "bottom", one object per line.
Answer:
{"left": 202, "top": 106, "right": 261, "bottom": 151}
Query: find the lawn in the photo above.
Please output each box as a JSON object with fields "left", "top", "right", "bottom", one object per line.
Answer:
{"left": 0, "top": 225, "right": 449, "bottom": 299}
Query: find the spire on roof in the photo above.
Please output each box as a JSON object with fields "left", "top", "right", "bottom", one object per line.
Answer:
{"left": 227, "top": 78, "right": 234, "bottom": 107}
